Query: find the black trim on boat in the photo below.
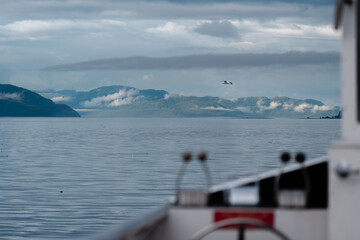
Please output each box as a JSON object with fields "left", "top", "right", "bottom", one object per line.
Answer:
{"left": 208, "top": 159, "right": 328, "bottom": 208}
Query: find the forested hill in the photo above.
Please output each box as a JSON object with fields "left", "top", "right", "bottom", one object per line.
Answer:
{"left": 0, "top": 84, "right": 80, "bottom": 117}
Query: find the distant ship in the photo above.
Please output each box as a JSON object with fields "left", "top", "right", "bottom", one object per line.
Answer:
{"left": 92, "top": 1, "right": 359, "bottom": 239}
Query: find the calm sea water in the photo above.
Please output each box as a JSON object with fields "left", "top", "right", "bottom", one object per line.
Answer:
{"left": 0, "top": 118, "right": 340, "bottom": 239}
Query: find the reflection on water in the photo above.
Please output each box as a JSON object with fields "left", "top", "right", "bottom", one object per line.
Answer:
{"left": 0, "top": 118, "right": 340, "bottom": 239}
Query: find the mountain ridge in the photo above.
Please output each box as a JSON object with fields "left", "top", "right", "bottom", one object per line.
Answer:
{"left": 36, "top": 85, "right": 340, "bottom": 118}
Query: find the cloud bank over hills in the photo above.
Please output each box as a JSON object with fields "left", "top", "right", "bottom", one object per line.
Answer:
{"left": 37, "top": 85, "right": 340, "bottom": 118}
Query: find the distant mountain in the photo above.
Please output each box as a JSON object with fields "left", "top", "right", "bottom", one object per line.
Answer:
{"left": 37, "top": 85, "right": 340, "bottom": 118}
{"left": 0, "top": 84, "right": 80, "bottom": 117}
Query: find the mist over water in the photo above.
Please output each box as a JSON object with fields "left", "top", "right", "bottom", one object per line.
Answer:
{"left": 0, "top": 118, "right": 340, "bottom": 239}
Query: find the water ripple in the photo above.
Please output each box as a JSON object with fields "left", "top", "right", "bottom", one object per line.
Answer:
{"left": 0, "top": 118, "right": 340, "bottom": 239}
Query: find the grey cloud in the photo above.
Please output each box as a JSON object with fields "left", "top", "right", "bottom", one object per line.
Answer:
{"left": 0, "top": 1, "right": 333, "bottom": 23}
{"left": 42, "top": 51, "right": 339, "bottom": 71}
{"left": 194, "top": 21, "right": 239, "bottom": 38}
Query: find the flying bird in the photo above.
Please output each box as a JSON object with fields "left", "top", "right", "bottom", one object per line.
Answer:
{"left": 222, "top": 81, "right": 232, "bottom": 85}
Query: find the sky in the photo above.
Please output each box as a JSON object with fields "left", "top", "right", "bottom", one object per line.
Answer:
{"left": 0, "top": 0, "right": 341, "bottom": 105}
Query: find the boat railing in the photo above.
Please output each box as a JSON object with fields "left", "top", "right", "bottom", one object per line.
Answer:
{"left": 86, "top": 204, "right": 169, "bottom": 240}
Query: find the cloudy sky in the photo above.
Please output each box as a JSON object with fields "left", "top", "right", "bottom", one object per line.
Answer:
{"left": 0, "top": 0, "right": 341, "bottom": 105}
